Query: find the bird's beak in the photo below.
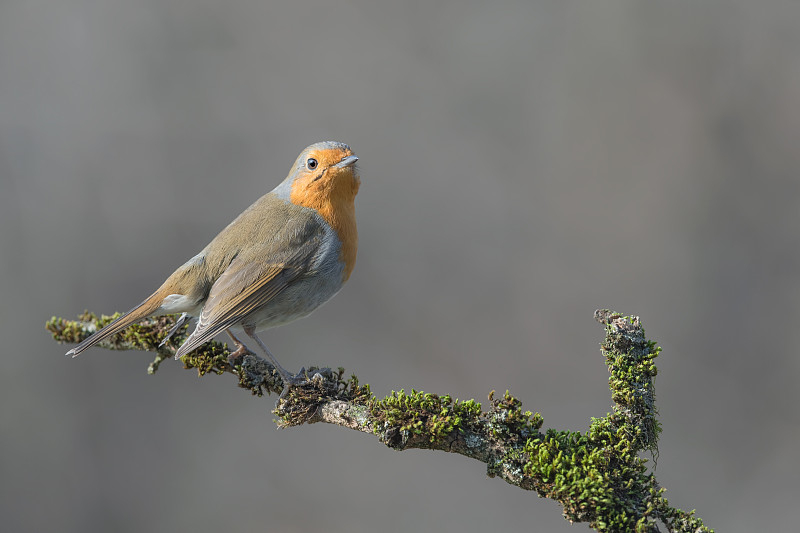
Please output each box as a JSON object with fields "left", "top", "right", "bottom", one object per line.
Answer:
{"left": 335, "top": 155, "right": 359, "bottom": 168}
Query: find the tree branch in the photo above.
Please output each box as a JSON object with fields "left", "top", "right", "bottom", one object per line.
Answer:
{"left": 47, "top": 310, "right": 712, "bottom": 532}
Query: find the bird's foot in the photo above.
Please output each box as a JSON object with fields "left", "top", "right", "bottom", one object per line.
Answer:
{"left": 277, "top": 367, "right": 311, "bottom": 399}
{"left": 226, "top": 343, "right": 253, "bottom": 367}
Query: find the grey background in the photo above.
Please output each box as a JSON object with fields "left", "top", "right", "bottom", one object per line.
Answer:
{"left": 2, "top": 1, "right": 799, "bottom": 531}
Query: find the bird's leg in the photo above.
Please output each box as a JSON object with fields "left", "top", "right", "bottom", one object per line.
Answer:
{"left": 243, "top": 325, "right": 307, "bottom": 397}
{"left": 159, "top": 313, "right": 191, "bottom": 348}
{"left": 225, "top": 328, "right": 254, "bottom": 366}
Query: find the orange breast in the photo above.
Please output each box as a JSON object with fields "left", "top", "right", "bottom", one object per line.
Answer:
{"left": 290, "top": 179, "right": 359, "bottom": 282}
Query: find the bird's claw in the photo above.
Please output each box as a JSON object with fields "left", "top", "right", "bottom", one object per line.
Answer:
{"left": 226, "top": 344, "right": 253, "bottom": 367}
{"left": 276, "top": 367, "right": 313, "bottom": 400}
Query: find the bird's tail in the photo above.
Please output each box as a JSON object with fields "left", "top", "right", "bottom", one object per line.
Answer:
{"left": 65, "top": 292, "right": 165, "bottom": 357}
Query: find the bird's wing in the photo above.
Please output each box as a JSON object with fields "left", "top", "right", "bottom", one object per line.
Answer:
{"left": 174, "top": 222, "right": 324, "bottom": 358}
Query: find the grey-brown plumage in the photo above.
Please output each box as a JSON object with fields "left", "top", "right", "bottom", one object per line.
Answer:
{"left": 66, "top": 141, "right": 360, "bottom": 394}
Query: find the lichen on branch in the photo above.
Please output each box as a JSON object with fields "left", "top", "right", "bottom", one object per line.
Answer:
{"left": 47, "top": 310, "right": 712, "bottom": 533}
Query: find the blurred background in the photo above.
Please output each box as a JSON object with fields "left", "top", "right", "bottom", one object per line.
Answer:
{"left": 2, "top": 1, "right": 799, "bottom": 531}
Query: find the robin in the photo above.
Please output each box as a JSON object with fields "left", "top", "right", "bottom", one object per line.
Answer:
{"left": 66, "top": 141, "right": 360, "bottom": 394}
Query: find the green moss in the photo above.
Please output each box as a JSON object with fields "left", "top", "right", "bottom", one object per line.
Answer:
{"left": 371, "top": 389, "right": 482, "bottom": 445}
{"left": 46, "top": 311, "right": 189, "bottom": 353}
{"left": 49, "top": 311, "right": 210, "bottom": 375}
{"left": 510, "top": 313, "right": 711, "bottom": 532}
{"left": 599, "top": 316, "right": 662, "bottom": 455}
{"left": 487, "top": 390, "right": 544, "bottom": 439}
{"left": 180, "top": 343, "right": 231, "bottom": 376}
{"left": 521, "top": 421, "right": 655, "bottom": 530}
{"left": 340, "top": 371, "right": 374, "bottom": 404}
{"left": 46, "top": 311, "right": 122, "bottom": 344}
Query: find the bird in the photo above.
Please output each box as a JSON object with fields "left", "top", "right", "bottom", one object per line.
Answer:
{"left": 66, "top": 141, "right": 360, "bottom": 394}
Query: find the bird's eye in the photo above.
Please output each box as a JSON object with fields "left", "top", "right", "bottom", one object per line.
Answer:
{"left": 307, "top": 158, "right": 318, "bottom": 170}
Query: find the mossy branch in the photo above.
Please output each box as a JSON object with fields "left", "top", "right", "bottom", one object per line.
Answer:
{"left": 47, "top": 310, "right": 711, "bottom": 533}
